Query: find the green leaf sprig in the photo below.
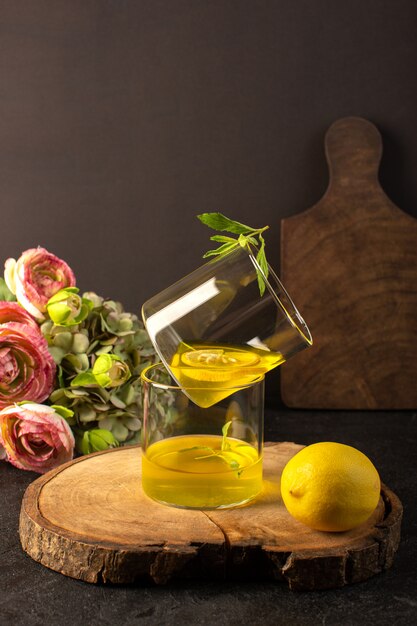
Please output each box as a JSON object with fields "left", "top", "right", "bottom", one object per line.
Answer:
{"left": 197, "top": 212, "right": 270, "bottom": 296}
{"left": 178, "top": 420, "right": 242, "bottom": 476}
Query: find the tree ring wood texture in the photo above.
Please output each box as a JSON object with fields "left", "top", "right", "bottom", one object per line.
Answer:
{"left": 19, "top": 444, "right": 402, "bottom": 591}
{"left": 280, "top": 116, "right": 417, "bottom": 409}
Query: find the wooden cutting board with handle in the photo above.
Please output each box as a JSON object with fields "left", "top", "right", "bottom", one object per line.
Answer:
{"left": 281, "top": 116, "right": 417, "bottom": 409}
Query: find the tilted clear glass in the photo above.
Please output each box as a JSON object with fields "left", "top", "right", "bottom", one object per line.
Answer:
{"left": 142, "top": 246, "right": 312, "bottom": 408}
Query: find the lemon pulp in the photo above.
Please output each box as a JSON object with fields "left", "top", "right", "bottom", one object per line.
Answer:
{"left": 170, "top": 342, "right": 284, "bottom": 407}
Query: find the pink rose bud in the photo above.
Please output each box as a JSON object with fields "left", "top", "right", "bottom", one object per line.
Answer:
{"left": 0, "top": 322, "right": 56, "bottom": 408}
{"left": 0, "top": 403, "right": 74, "bottom": 473}
{"left": 4, "top": 247, "right": 76, "bottom": 321}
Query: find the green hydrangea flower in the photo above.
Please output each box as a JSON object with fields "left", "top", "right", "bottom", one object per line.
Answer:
{"left": 43, "top": 292, "right": 176, "bottom": 454}
{"left": 92, "top": 354, "right": 131, "bottom": 388}
{"left": 78, "top": 428, "right": 119, "bottom": 455}
{"left": 46, "top": 288, "right": 93, "bottom": 327}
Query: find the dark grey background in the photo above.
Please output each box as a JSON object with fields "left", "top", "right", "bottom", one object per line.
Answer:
{"left": 0, "top": 6, "right": 416, "bottom": 619}
{"left": 1, "top": 1, "right": 416, "bottom": 319}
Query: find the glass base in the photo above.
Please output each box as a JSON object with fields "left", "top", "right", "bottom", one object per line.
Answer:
{"left": 143, "top": 488, "right": 263, "bottom": 510}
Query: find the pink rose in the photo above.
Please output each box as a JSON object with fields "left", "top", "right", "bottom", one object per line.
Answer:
{"left": 0, "top": 301, "right": 40, "bottom": 330}
{"left": 4, "top": 247, "right": 76, "bottom": 320}
{"left": 0, "top": 403, "right": 74, "bottom": 473}
{"left": 0, "top": 321, "right": 56, "bottom": 408}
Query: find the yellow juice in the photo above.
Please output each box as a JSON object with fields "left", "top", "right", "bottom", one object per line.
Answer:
{"left": 169, "top": 342, "right": 284, "bottom": 407}
{"left": 142, "top": 434, "right": 263, "bottom": 509}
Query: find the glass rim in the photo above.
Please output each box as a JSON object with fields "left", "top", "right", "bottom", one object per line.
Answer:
{"left": 141, "top": 362, "right": 265, "bottom": 392}
{"left": 245, "top": 247, "right": 313, "bottom": 347}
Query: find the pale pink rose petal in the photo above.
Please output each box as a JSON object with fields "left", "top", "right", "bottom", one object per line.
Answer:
{"left": 21, "top": 409, "right": 74, "bottom": 454}
{"left": 18, "top": 417, "right": 59, "bottom": 449}
{"left": 14, "top": 278, "right": 45, "bottom": 320}
{"left": 4, "top": 247, "right": 76, "bottom": 320}
{"left": 4, "top": 258, "right": 17, "bottom": 294}
{"left": 18, "top": 433, "right": 44, "bottom": 455}
{"left": 0, "top": 302, "right": 39, "bottom": 331}
{"left": 0, "top": 325, "right": 56, "bottom": 408}
{"left": 0, "top": 403, "right": 74, "bottom": 473}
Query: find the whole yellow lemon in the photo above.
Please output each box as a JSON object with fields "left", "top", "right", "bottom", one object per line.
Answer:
{"left": 280, "top": 442, "right": 381, "bottom": 532}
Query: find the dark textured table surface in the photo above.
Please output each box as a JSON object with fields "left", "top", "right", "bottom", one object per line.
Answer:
{"left": 1, "top": 408, "right": 416, "bottom": 626}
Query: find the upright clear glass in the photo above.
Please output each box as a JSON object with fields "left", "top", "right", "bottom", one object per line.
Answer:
{"left": 141, "top": 363, "right": 264, "bottom": 509}
{"left": 142, "top": 246, "right": 312, "bottom": 408}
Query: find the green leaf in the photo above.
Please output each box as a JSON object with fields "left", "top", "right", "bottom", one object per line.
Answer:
{"left": 246, "top": 236, "right": 258, "bottom": 245}
{"left": 198, "top": 213, "right": 270, "bottom": 297}
{"left": 93, "top": 353, "right": 114, "bottom": 374}
{"left": 51, "top": 405, "right": 74, "bottom": 420}
{"left": 53, "top": 331, "right": 73, "bottom": 351}
{"left": 257, "top": 234, "right": 268, "bottom": 274}
{"left": 255, "top": 260, "right": 266, "bottom": 296}
{"left": 78, "top": 405, "right": 97, "bottom": 423}
{"left": 94, "top": 429, "right": 119, "bottom": 445}
{"left": 256, "top": 234, "right": 269, "bottom": 297}
{"left": 197, "top": 212, "right": 252, "bottom": 234}
{"left": 194, "top": 452, "right": 218, "bottom": 460}
{"left": 109, "top": 393, "right": 126, "bottom": 409}
{"left": 221, "top": 420, "right": 232, "bottom": 451}
{"left": 48, "top": 346, "right": 67, "bottom": 365}
{"left": 202, "top": 242, "right": 237, "bottom": 258}
{"left": 0, "top": 277, "right": 16, "bottom": 301}
{"left": 89, "top": 433, "right": 110, "bottom": 451}
{"left": 65, "top": 353, "right": 89, "bottom": 372}
{"left": 47, "top": 287, "right": 79, "bottom": 305}
{"left": 89, "top": 428, "right": 119, "bottom": 451}
{"left": 222, "top": 420, "right": 232, "bottom": 437}
{"left": 96, "top": 345, "right": 113, "bottom": 355}
{"left": 72, "top": 333, "right": 90, "bottom": 354}
{"left": 209, "top": 235, "right": 238, "bottom": 243}
{"left": 80, "top": 431, "right": 91, "bottom": 456}
{"left": 71, "top": 371, "right": 98, "bottom": 387}
{"left": 112, "top": 422, "right": 129, "bottom": 442}
{"left": 257, "top": 250, "right": 268, "bottom": 278}
{"left": 180, "top": 422, "right": 243, "bottom": 476}
{"left": 57, "top": 364, "right": 65, "bottom": 388}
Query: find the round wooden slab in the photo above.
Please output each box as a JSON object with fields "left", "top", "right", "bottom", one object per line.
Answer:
{"left": 19, "top": 442, "right": 402, "bottom": 591}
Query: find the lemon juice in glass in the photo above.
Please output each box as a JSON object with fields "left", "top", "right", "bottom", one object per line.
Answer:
{"left": 141, "top": 362, "right": 264, "bottom": 509}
